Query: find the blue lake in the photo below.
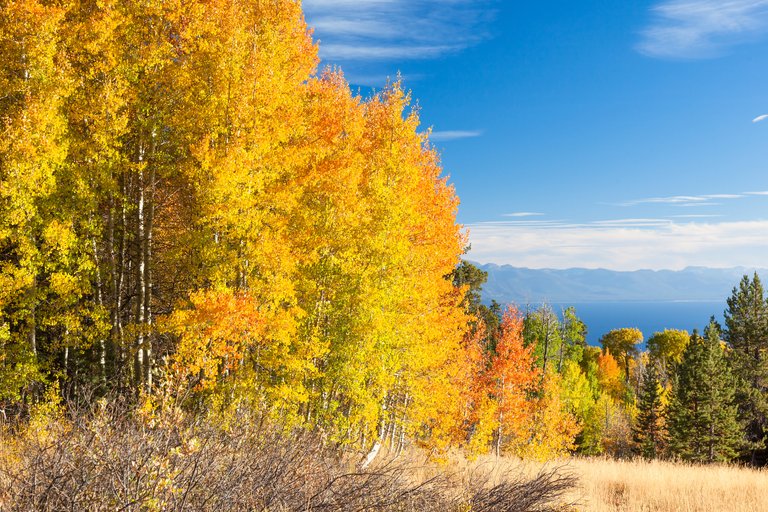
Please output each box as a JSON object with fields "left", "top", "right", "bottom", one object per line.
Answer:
{"left": 546, "top": 301, "right": 726, "bottom": 345}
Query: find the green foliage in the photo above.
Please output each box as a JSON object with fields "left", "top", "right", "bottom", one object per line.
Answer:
{"left": 524, "top": 304, "right": 563, "bottom": 374}
{"left": 668, "top": 323, "right": 742, "bottom": 463}
{"left": 560, "top": 306, "right": 587, "bottom": 368}
{"left": 724, "top": 273, "right": 768, "bottom": 461}
{"left": 633, "top": 362, "right": 667, "bottom": 459}
{"left": 451, "top": 260, "right": 487, "bottom": 314}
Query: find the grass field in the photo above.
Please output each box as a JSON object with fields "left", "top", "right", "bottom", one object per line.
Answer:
{"left": 459, "top": 454, "right": 768, "bottom": 512}
{"left": 566, "top": 456, "right": 767, "bottom": 512}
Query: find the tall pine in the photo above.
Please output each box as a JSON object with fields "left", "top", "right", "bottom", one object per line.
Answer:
{"left": 724, "top": 273, "right": 768, "bottom": 464}
{"left": 633, "top": 361, "right": 667, "bottom": 459}
{"left": 668, "top": 321, "right": 742, "bottom": 463}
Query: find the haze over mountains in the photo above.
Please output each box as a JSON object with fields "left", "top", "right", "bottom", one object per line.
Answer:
{"left": 474, "top": 263, "right": 765, "bottom": 305}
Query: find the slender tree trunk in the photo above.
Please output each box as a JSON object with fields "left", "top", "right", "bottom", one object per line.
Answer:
{"left": 558, "top": 321, "right": 566, "bottom": 373}
{"left": 134, "top": 148, "right": 146, "bottom": 392}
{"left": 28, "top": 273, "right": 37, "bottom": 357}
{"left": 395, "top": 393, "right": 409, "bottom": 458}
{"left": 116, "top": 184, "right": 128, "bottom": 390}
{"left": 143, "top": 131, "right": 156, "bottom": 391}
{"left": 360, "top": 401, "right": 388, "bottom": 469}
{"left": 63, "top": 345, "right": 69, "bottom": 380}
{"left": 92, "top": 237, "right": 107, "bottom": 385}
{"left": 496, "top": 376, "right": 505, "bottom": 457}
{"left": 542, "top": 315, "right": 550, "bottom": 374}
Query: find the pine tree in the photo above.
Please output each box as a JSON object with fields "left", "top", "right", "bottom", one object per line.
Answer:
{"left": 633, "top": 361, "right": 667, "bottom": 459}
{"left": 668, "top": 322, "right": 742, "bottom": 463}
{"left": 724, "top": 273, "right": 768, "bottom": 464}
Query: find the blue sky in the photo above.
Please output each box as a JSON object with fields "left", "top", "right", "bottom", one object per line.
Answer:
{"left": 303, "top": 0, "right": 768, "bottom": 271}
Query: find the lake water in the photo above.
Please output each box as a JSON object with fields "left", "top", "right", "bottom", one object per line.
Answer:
{"left": 547, "top": 301, "right": 726, "bottom": 345}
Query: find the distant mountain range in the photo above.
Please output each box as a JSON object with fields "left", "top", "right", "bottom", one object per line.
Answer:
{"left": 472, "top": 263, "right": 766, "bottom": 304}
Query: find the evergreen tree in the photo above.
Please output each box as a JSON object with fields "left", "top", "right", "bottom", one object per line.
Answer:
{"left": 668, "top": 322, "right": 742, "bottom": 463}
{"left": 723, "top": 273, "right": 768, "bottom": 464}
{"left": 451, "top": 260, "right": 487, "bottom": 314}
{"left": 633, "top": 361, "right": 667, "bottom": 459}
{"left": 450, "top": 261, "right": 501, "bottom": 350}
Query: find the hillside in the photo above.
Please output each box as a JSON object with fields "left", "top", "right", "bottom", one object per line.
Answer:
{"left": 474, "top": 263, "right": 766, "bottom": 304}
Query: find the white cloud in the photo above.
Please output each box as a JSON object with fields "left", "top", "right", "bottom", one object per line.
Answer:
{"left": 675, "top": 201, "right": 722, "bottom": 207}
{"left": 673, "top": 214, "right": 723, "bottom": 218}
{"left": 319, "top": 43, "right": 462, "bottom": 61}
{"left": 429, "top": 130, "right": 483, "bottom": 142}
{"left": 304, "top": 0, "right": 495, "bottom": 63}
{"left": 638, "top": 0, "right": 768, "bottom": 59}
{"left": 590, "top": 218, "right": 672, "bottom": 227}
{"left": 753, "top": 114, "right": 768, "bottom": 122}
{"left": 619, "top": 193, "right": 743, "bottom": 206}
{"left": 705, "top": 193, "right": 744, "bottom": 199}
{"left": 466, "top": 219, "right": 768, "bottom": 270}
{"left": 503, "top": 212, "right": 545, "bottom": 217}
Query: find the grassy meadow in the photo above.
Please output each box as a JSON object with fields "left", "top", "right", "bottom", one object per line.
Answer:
{"left": 566, "top": 456, "right": 767, "bottom": 512}
{"left": 457, "top": 454, "right": 768, "bottom": 512}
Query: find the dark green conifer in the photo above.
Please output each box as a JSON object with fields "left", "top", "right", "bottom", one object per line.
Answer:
{"left": 668, "top": 321, "right": 742, "bottom": 463}
{"left": 724, "top": 273, "right": 768, "bottom": 464}
{"left": 633, "top": 361, "right": 667, "bottom": 459}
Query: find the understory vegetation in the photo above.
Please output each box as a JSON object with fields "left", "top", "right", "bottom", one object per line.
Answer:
{"left": 0, "top": 398, "right": 577, "bottom": 511}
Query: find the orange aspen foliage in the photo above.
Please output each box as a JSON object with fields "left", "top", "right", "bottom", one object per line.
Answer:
{"left": 168, "top": 289, "right": 266, "bottom": 391}
{"left": 598, "top": 350, "right": 625, "bottom": 400}
{"left": 167, "top": 287, "right": 314, "bottom": 407}
{"left": 457, "top": 320, "right": 498, "bottom": 455}
{"left": 488, "top": 306, "right": 541, "bottom": 455}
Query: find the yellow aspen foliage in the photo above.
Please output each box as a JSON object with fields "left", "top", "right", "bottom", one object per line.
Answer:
{"left": 0, "top": 0, "right": 473, "bottom": 456}
{"left": 0, "top": 0, "right": 75, "bottom": 397}
{"left": 509, "top": 373, "right": 579, "bottom": 460}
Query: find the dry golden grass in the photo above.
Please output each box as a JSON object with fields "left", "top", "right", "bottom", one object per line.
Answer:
{"left": 566, "top": 456, "right": 767, "bottom": 512}
{"left": 453, "top": 455, "right": 767, "bottom": 512}
{"left": 443, "top": 453, "right": 768, "bottom": 512}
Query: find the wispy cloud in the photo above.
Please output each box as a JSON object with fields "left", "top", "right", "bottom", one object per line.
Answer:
{"left": 753, "top": 114, "right": 768, "bottom": 122}
{"left": 429, "top": 130, "right": 483, "bottom": 142}
{"left": 503, "top": 212, "right": 545, "bottom": 218}
{"left": 590, "top": 218, "right": 673, "bottom": 227}
{"left": 673, "top": 214, "right": 724, "bottom": 218}
{"left": 303, "top": 0, "right": 496, "bottom": 63}
{"left": 638, "top": 0, "right": 768, "bottom": 59}
{"left": 466, "top": 219, "right": 768, "bottom": 270}
{"left": 619, "top": 193, "right": 743, "bottom": 207}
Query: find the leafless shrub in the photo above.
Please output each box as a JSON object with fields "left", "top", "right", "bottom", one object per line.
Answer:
{"left": 467, "top": 466, "right": 579, "bottom": 512}
{"left": 0, "top": 401, "right": 576, "bottom": 511}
